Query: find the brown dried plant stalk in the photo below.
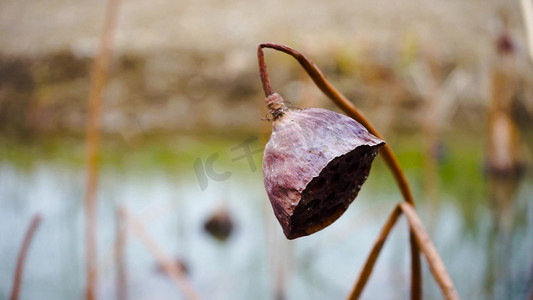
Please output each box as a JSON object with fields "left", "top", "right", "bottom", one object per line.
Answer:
{"left": 348, "top": 205, "right": 402, "bottom": 299}
{"left": 257, "top": 43, "right": 458, "bottom": 300}
{"left": 84, "top": 0, "right": 121, "bottom": 298}
{"left": 349, "top": 203, "right": 459, "bottom": 300}
{"left": 119, "top": 206, "right": 203, "bottom": 300}
{"left": 10, "top": 214, "right": 42, "bottom": 300}
{"left": 399, "top": 203, "right": 459, "bottom": 299}
{"left": 115, "top": 208, "right": 127, "bottom": 300}
{"left": 520, "top": 0, "right": 533, "bottom": 63}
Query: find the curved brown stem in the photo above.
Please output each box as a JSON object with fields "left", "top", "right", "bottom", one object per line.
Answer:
{"left": 348, "top": 205, "right": 402, "bottom": 299}
{"left": 257, "top": 43, "right": 422, "bottom": 300}
{"left": 258, "top": 43, "right": 414, "bottom": 204}
{"left": 258, "top": 45, "right": 274, "bottom": 97}
{"left": 10, "top": 214, "right": 42, "bottom": 300}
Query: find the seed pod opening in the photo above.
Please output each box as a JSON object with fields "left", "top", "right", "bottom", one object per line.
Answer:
{"left": 262, "top": 93, "right": 385, "bottom": 239}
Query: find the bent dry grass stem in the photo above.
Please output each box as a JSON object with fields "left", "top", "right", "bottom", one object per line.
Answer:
{"left": 10, "top": 214, "right": 42, "bottom": 300}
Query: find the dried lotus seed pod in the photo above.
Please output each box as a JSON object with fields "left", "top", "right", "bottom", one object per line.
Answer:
{"left": 262, "top": 93, "right": 385, "bottom": 239}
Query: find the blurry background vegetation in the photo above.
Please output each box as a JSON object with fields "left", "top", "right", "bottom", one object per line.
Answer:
{"left": 1, "top": 0, "right": 532, "bottom": 140}
{"left": 0, "top": 0, "right": 532, "bottom": 299}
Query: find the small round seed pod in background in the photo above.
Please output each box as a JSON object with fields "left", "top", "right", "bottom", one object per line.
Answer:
{"left": 262, "top": 93, "right": 385, "bottom": 239}
{"left": 203, "top": 208, "right": 235, "bottom": 242}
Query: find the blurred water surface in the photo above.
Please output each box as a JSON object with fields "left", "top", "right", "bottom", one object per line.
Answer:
{"left": 0, "top": 131, "right": 532, "bottom": 300}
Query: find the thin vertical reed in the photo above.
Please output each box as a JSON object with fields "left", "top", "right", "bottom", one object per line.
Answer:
{"left": 83, "top": 0, "right": 121, "bottom": 298}
{"left": 84, "top": 0, "right": 119, "bottom": 300}
{"left": 115, "top": 208, "right": 127, "bottom": 300}
{"left": 10, "top": 214, "right": 42, "bottom": 300}
{"left": 520, "top": 0, "right": 533, "bottom": 63}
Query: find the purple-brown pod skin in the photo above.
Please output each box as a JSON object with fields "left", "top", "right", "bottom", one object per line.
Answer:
{"left": 263, "top": 100, "right": 385, "bottom": 239}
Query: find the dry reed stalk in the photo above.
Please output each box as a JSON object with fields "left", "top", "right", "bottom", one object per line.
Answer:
{"left": 348, "top": 205, "right": 402, "bottom": 300}
{"left": 83, "top": 0, "right": 121, "bottom": 298}
{"left": 258, "top": 43, "right": 422, "bottom": 300}
{"left": 115, "top": 208, "right": 127, "bottom": 300}
{"left": 98, "top": 203, "right": 179, "bottom": 274}
{"left": 399, "top": 202, "right": 459, "bottom": 300}
{"left": 488, "top": 21, "right": 522, "bottom": 177}
{"left": 119, "top": 207, "right": 203, "bottom": 300}
{"left": 350, "top": 203, "right": 460, "bottom": 300}
{"left": 10, "top": 214, "right": 42, "bottom": 300}
{"left": 520, "top": 0, "right": 533, "bottom": 63}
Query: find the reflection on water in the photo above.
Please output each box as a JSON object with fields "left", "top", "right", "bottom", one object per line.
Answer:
{"left": 0, "top": 137, "right": 532, "bottom": 300}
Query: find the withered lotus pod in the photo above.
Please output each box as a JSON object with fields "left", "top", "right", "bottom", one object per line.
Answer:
{"left": 263, "top": 93, "right": 385, "bottom": 239}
